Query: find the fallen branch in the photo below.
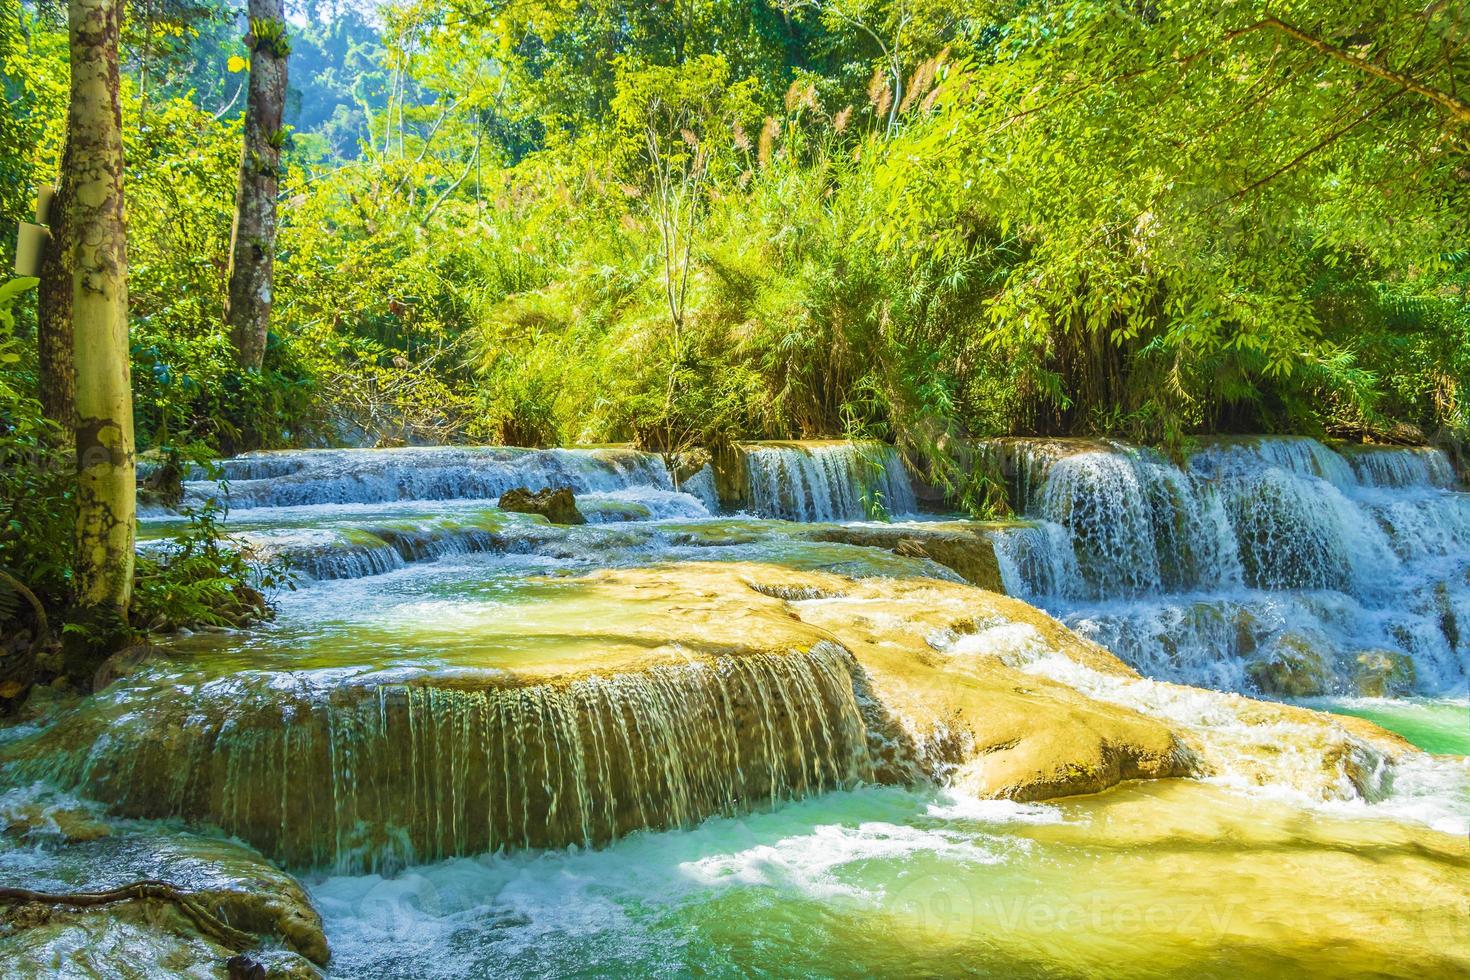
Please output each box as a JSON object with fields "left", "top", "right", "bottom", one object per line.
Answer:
{"left": 0, "top": 881, "right": 256, "bottom": 951}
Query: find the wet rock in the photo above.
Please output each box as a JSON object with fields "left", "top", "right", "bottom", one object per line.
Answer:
{"left": 3, "top": 903, "right": 233, "bottom": 978}
{"left": 785, "top": 574, "right": 1193, "bottom": 798}
{"left": 92, "top": 643, "right": 168, "bottom": 692}
{"left": 498, "top": 485, "right": 585, "bottom": 525}
{"left": 229, "top": 950, "right": 322, "bottom": 979}
{"left": 2, "top": 906, "right": 324, "bottom": 979}
{"left": 668, "top": 446, "right": 711, "bottom": 487}
{"left": 0, "top": 789, "right": 330, "bottom": 966}
{"left": 137, "top": 451, "right": 186, "bottom": 510}
{"left": 808, "top": 522, "right": 1005, "bottom": 590}
{"left": 711, "top": 445, "right": 751, "bottom": 511}
{"left": 1352, "top": 649, "right": 1417, "bottom": 697}
{"left": 4, "top": 800, "right": 113, "bottom": 843}
{"left": 1245, "top": 633, "right": 1333, "bottom": 697}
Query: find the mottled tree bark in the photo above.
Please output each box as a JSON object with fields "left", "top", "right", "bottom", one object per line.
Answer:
{"left": 37, "top": 137, "right": 76, "bottom": 429}
{"left": 66, "top": 0, "right": 135, "bottom": 637}
{"left": 224, "top": 0, "right": 288, "bottom": 370}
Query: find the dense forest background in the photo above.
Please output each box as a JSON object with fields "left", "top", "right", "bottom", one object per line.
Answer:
{"left": 2, "top": 0, "right": 1468, "bottom": 484}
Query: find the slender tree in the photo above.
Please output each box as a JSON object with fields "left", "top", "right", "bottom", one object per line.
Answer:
{"left": 224, "top": 0, "right": 288, "bottom": 370}
{"left": 65, "top": 0, "right": 135, "bottom": 663}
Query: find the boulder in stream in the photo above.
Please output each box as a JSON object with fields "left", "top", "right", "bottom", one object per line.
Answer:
{"left": 498, "top": 485, "right": 586, "bottom": 525}
{"left": 1245, "top": 632, "right": 1333, "bottom": 697}
{"left": 1351, "top": 649, "right": 1417, "bottom": 697}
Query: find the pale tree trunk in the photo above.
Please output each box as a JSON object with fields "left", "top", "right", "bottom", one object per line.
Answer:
{"left": 66, "top": 0, "right": 135, "bottom": 658}
{"left": 224, "top": 0, "right": 288, "bottom": 370}
{"left": 37, "top": 136, "right": 76, "bottom": 429}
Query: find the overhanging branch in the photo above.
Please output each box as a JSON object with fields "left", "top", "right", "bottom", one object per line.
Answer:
{"left": 1236, "top": 16, "right": 1470, "bottom": 124}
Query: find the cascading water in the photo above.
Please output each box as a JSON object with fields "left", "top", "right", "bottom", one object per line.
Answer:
{"left": 10, "top": 642, "right": 877, "bottom": 872}
{"left": 741, "top": 442, "right": 917, "bottom": 521}
{"left": 193, "top": 445, "right": 687, "bottom": 510}
{"left": 38, "top": 442, "right": 915, "bottom": 873}
{"left": 160, "top": 446, "right": 719, "bottom": 582}
{"left": 155, "top": 442, "right": 919, "bottom": 587}
{"left": 987, "top": 437, "right": 1470, "bottom": 697}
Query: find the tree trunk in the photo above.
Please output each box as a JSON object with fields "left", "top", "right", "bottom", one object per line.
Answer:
{"left": 37, "top": 137, "right": 76, "bottom": 430}
{"left": 66, "top": 0, "right": 135, "bottom": 645}
{"left": 224, "top": 0, "right": 288, "bottom": 370}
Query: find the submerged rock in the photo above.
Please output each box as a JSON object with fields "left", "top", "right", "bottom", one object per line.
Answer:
{"left": 577, "top": 498, "right": 652, "bottom": 523}
{"left": 498, "top": 485, "right": 586, "bottom": 525}
{"left": 1352, "top": 649, "right": 1417, "bottom": 697}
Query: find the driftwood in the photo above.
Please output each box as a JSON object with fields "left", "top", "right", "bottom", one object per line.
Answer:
{"left": 0, "top": 880, "right": 256, "bottom": 950}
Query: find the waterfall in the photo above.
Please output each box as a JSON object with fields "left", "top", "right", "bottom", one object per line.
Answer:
{"left": 176, "top": 442, "right": 914, "bottom": 525}
{"left": 741, "top": 442, "right": 917, "bottom": 521}
{"left": 8, "top": 643, "right": 877, "bottom": 872}
{"left": 987, "top": 437, "right": 1469, "bottom": 697}
{"left": 1027, "top": 444, "right": 1244, "bottom": 597}
{"left": 190, "top": 446, "right": 680, "bottom": 510}
{"left": 677, "top": 465, "right": 721, "bottom": 513}
{"left": 152, "top": 445, "right": 718, "bottom": 582}
{"left": 1341, "top": 444, "right": 1456, "bottom": 488}
{"left": 150, "top": 441, "right": 918, "bottom": 588}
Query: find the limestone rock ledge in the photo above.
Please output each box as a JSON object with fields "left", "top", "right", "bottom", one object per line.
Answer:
{"left": 0, "top": 563, "right": 1427, "bottom": 873}
{"left": 734, "top": 564, "right": 1416, "bottom": 803}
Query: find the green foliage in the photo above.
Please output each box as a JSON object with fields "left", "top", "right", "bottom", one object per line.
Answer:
{"left": 1, "top": 275, "right": 287, "bottom": 637}
{"left": 0, "top": 277, "right": 38, "bottom": 335}
{"left": 0, "top": 276, "right": 72, "bottom": 605}
{"left": 247, "top": 17, "right": 291, "bottom": 59}
{"left": 1, "top": 1, "right": 67, "bottom": 257}
{"left": 284, "top": 4, "right": 388, "bottom": 160}
{"left": 0, "top": 276, "right": 73, "bottom": 607}
{"left": 2, "top": 0, "right": 1465, "bottom": 536}
{"left": 133, "top": 452, "right": 295, "bottom": 632}
{"left": 122, "top": 0, "right": 239, "bottom": 113}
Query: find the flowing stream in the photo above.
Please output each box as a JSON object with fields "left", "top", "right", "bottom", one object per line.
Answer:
{"left": 4, "top": 438, "right": 1468, "bottom": 977}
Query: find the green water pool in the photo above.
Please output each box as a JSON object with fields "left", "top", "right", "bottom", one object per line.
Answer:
{"left": 311, "top": 779, "right": 1470, "bottom": 979}
{"left": 1306, "top": 696, "right": 1470, "bottom": 756}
